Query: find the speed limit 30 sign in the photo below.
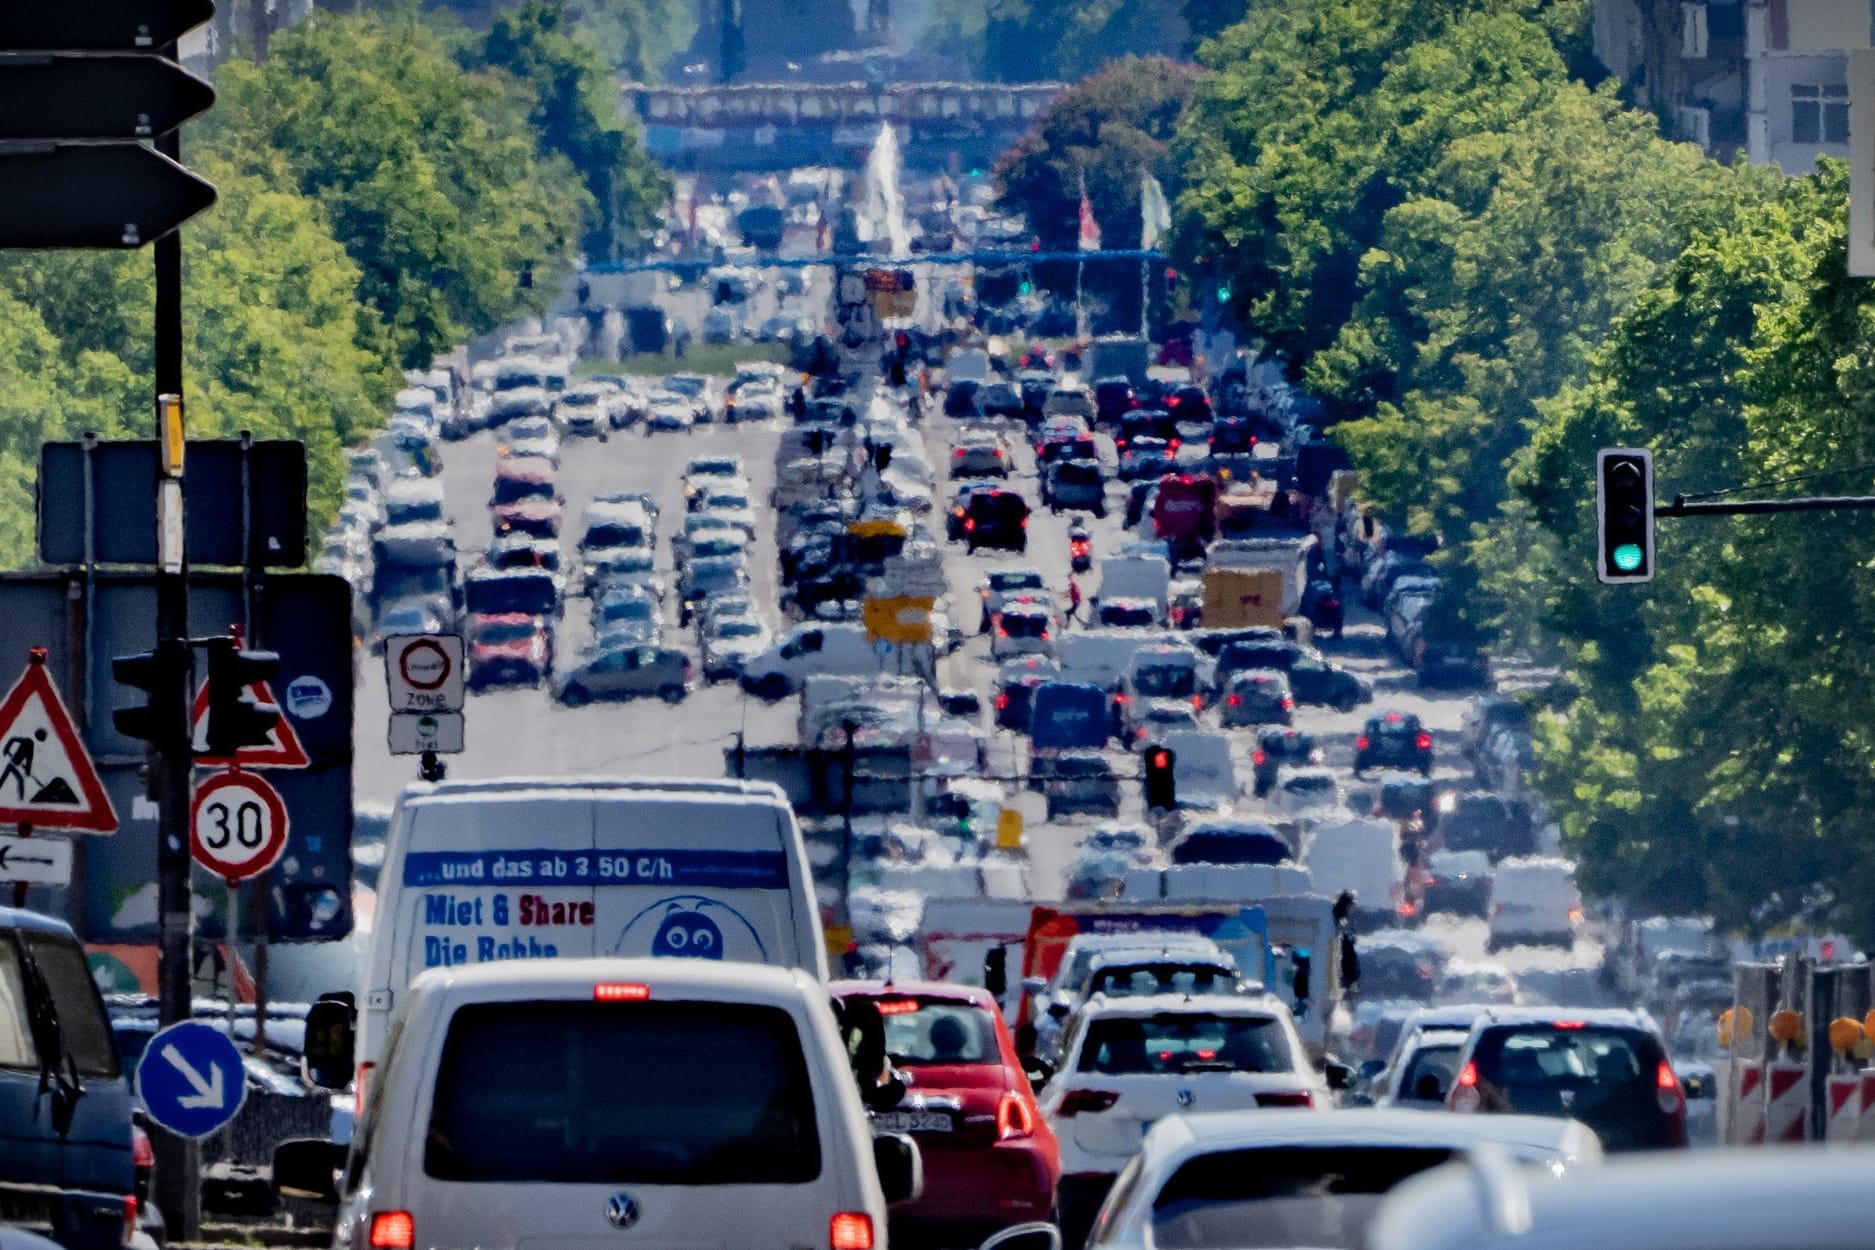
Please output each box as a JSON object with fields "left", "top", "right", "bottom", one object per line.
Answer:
{"left": 190, "top": 770, "right": 290, "bottom": 882}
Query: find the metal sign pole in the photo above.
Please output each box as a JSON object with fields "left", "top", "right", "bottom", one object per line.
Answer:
{"left": 151, "top": 62, "right": 200, "bottom": 1239}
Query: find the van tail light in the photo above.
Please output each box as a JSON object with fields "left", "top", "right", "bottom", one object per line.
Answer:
{"left": 595, "top": 982, "right": 651, "bottom": 1001}
{"left": 1415, "top": 732, "right": 1433, "bottom": 751}
{"left": 1355, "top": 736, "right": 1370, "bottom": 751}
{"left": 1020, "top": 517, "right": 1029, "bottom": 528}
{"left": 1191, "top": 694, "right": 1205, "bottom": 711}
{"left": 1252, "top": 748, "right": 1267, "bottom": 765}
{"left": 964, "top": 519, "right": 976, "bottom": 532}
{"left": 120, "top": 1195, "right": 138, "bottom": 1247}
{"left": 997, "top": 1090, "right": 1037, "bottom": 1139}
{"left": 1254, "top": 1091, "right": 1315, "bottom": 1109}
{"left": 1656, "top": 1060, "right": 1684, "bottom": 1116}
{"left": 370, "top": 1212, "right": 416, "bottom": 1250}
{"left": 132, "top": 1126, "right": 155, "bottom": 1171}
{"left": 354, "top": 1060, "right": 376, "bottom": 1120}
{"left": 1057, "top": 1088, "right": 1121, "bottom": 1117}
{"left": 1227, "top": 694, "right": 1243, "bottom": 708}
{"left": 830, "top": 1213, "right": 874, "bottom": 1250}
{"left": 1451, "top": 1063, "right": 1481, "bottom": 1113}
{"left": 996, "top": 693, "right": 1010, "bottom": 711}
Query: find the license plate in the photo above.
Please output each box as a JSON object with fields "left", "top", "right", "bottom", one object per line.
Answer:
{"left": 875, "top": 1110, "right": 954, "bottom": 1134}
{"left": 0, "top": 1192, "right": 52, "bottom": 1228}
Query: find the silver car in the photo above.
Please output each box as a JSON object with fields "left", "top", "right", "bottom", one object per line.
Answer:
{"left": 554, "top": 644, "right": 693, "bottom": 706}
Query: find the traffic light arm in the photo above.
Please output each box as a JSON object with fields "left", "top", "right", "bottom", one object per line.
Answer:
{"left": 1655, "top": 494, "right": 1875, "bottom": 516}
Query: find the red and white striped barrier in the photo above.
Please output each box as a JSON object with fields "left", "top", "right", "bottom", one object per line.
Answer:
{"left": 1763, "top": 1057, "right": 1809, "bottom": 1143}
{"left": 1826, "top": 1072, "right": 1860, "bottom": 1142}
{"left": 1731, "top": 1060, "right": 1767, "bottom": 1144}
{"left": 1857, "top": 1067, "right": 1875, "bottom": 1143}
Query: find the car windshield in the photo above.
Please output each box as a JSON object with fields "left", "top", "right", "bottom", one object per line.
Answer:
{"left": 601, "top": 597, "right": 653, "bottom": 623}
{"left": 1103, "top": 605, "right": 1156, "bottom": 626}
{"left": 1396, "top": 1042, "right": 1463, "bottom": 1100}
{"left": 584, "top": 522, "right": 647, "bottom": 548}
{"left": 692, "top": 538, "right": 744, "bottom": 559}
{"left": 714, "top": 620, "right": 763, "bottom": 639}
{"left": 990, "top": 572, "right": 1045, "bottom": 592}
{"left": 1077, "top": 1012, "right": 1290, "bottom": 1075}
{"left": 1002, "top": 612, "right": 1049, "bottom": 638}
{"left": 870, "top": 998, "right": 999, "bottom": 1066}
{"left": 1172, "top": 832, "right": 1288, "bottom": 866}
{"left": 1149, "top": 1145, "right": 1458, "bottom": 1250}
{"left": 425, "top": 1002, "right": 819, "bottom": 1185}
{"left": 491, "top": 476, "right": 552, "bottom": 505}
{"left": 1478, "top": 1025, "right": 1652, "bottom": 1096}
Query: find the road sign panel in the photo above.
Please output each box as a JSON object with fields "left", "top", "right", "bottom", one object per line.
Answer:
{"left": 0, "top": 650, "right": 116, "bottom": 832}
{"left": 0, "top": 144, "right": 215, "bottom": 249}
{"left": 190, "top": 769, "right": 288, "bottom": 882}
{"left": 136, "top": 1019, "right": 246, "bottom": 1139}
{"left": 0, "top": 54, "right": 214, "bottom": 140}
{"left": 0, "top": 2, "right": 218, "bottom": 52}
{"left": 0, "top": 834, "right": 71, "bottom": 886}
{"left": 389, "top": 711, "right": 464, "bottom": 756}
{"left": 384, "top": 634, "right": 464, "bottom": 712}
{"left": 190, "top": 679, "right": 308, "bottom": 769}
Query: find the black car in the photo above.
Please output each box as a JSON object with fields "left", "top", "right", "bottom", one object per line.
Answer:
{"left": 1300, "top": 578, "right": 1345, "bottom": 638}
{"left": 1116, "top": 408, "right": 1179, "bottom": 454}
{"left": 1093, "top": 377, "right": 1135, "bottom": 425}
{"left": 1029, "top": 751, "right": 1122, "bottom": 818}
{"left": 1373, "top": 776, "right": 1437, "bottom": 821}
{"left": 946, "top": 483, "right": 1001, "bottom": 542}
{"left": 1435, "top": 792, "right": 1537, "bottom": 860}
{"left": 1209, "top": 414, "right": 1260, "bottom": 455}
{"left": 1165, "top": 383, "right": 1212, "bottom": 424}
{"left": 961, "top": 488, "right": 1030, "bottom": 553}
{"left": 1422, "top": 850, "right": 1493, "bottom": 918}
{"left": 995, "top": 657, "right": 1060, "bottom": 730}
{"left": 943, "top": 379, "right": 982, "bottom": 416}
{"left": 1451, "top": 1012, "right": 1687, "bottom": 1152}
{"left": 1355, "top": 710, "right": 1433, "bottom": 776}
{"left": 1252, "top": 726, "right": 1317, "bottom": 797}
{"left": 1287, "top": 650, "right": 1368, "bottom": 711}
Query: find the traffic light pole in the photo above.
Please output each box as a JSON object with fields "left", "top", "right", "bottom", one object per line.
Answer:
{"left": 1657, "top": 494, "right": 1875, "bottom": 517}
{"left": 152, "top": 77, "right": 201, "bottom": 1242}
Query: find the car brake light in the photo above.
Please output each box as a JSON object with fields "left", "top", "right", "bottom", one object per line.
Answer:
{"left": 996, "top": 693, "right": 1010, "bottom": 711}
{"left": 1656, "top": 1060, "right": 1683, "bottom": 1115}
{"left": 1415, "top": 732, "right": 1433, "bottom": 751}
{"left": 964, "top": 518, "right": 976, "bottom": 531}
{"left": 1254, "top": 1091, "right": 1314, "bottom": 1109}
{"left": 1451, "top": 1062, "right": 1481, "bottom": 1112}
{"left": 354, "top": 1060, "right": 376, "bottom": 1120}
{"left": 1551, "top": 1020, "right": 1586, "bottom": 1029}
{"left": 132, "top": 1126, "right": 155, "bottom": 1170}
{"left": 1058, "top": 1088, "right": 1120, "bottom": 1116}
{"left": 1227, "top": 694, "right": 1242, "bottom": 708}
{"left": 594, "top": 982, "right": 651, "bottom": 1001}
{"left": 1040, "top": 630, "right": 1050, "bottom": 641}
{"left": 1167, "top": 396, "right": 1180, "bottom": 407}
{"left": 120, "top": 1195, "right": 137, "bottom": 1247}
{"left": 1252, "top": 748, "right": 1266, "bottom": 765}
{"left": 1020, "top": 517, "right": 1028, "bottom": 528}
{"left": 1355, "top": 736, "right": 1370, "bottom": 750}
{"left": 994, "top": 448, "right": 1004, "bottom": 457}
{"left": 830, "top": 1214, "right": 874, "bottom": 1250}
{"left": 1281, "top": 697, "right": 1294, "bottom": 710}
{"left": 875, "top": 998, "right": 920, "bottom": 1015}
{"left": 370, "top": 1212, "right": 415, "bottom": 1250}
{"left": 1169, "top": 439, "right": 1180, "bottom": 452}
{"left": 1385, "top": 711, "right": 1403, "bottom": 723}
{"left": 1113, "top": 693, "right": 1131, "bottom": 704}
{"left": 997, "top": 1090, "right": 1037, "bottom": 1139}
{"left": 953, "top": 448, "right": 965, "bottom": 456}
{"left": 1398, "top": 899, "right": 1419, "bottom": 918}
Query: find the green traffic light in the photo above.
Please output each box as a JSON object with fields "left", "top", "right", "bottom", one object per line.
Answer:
{"left": 1612, "top": 543, "right": 1644, "bottom": 572}
{"left": 1216, "top": 286, "right": 1230, "bottom": 302}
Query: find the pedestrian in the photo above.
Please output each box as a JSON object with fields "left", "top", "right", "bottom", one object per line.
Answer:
{"left": 1066, "top": 574, "right": 1084, "bottom": 625}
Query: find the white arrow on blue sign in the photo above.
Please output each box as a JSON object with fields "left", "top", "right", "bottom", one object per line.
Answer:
{"left": 136, "top": 1020, "right": 247, "bottom": 1139}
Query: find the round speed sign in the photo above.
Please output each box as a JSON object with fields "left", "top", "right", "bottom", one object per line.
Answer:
{"left": 190, "top": 770, "right": 290, "bottom": 882}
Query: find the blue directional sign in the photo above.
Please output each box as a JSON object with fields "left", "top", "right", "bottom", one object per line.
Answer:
{"left": 136, "top": 1020, "right": 246, "bottom": 1138}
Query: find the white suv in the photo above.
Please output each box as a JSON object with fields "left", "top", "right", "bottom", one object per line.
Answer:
{"left": 1038, "top": 991, "right": 1326, "bottom": 1245}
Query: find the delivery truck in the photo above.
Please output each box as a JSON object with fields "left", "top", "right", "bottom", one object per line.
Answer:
{"left": 1202, "top": 566, "right": 1286, "bottom": 629}
{"left": 1205, "top": 535, "right": 1318, "bottom": 617}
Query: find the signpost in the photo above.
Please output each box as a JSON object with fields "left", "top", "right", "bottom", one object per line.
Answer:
{"left": 389, "top": 711, "right": 465, "bottom": 757}
{"left": 136, "top": 1019, "right": 246, "bottom": 1140}
{"left": 190, "top": 680, "right": 310, "bottom": 769}
{"left": 0, "top": 650, "right": 117, "bottom": 833}
{"left": 189, "top": 770, "right": 288, "bottom": 883}
{"left": 384, "top": 634, "right": 465, "bottom": 711}
{"left": 0, "top": 835, "right": 72, "bottom": 887}
{"left": 0, "top": 54, "right": 215, "bottom": 140}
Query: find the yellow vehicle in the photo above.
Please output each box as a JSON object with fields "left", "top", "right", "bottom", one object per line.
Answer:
{"left": 1202, "top": 567, "right": 1285, "bottom": 629}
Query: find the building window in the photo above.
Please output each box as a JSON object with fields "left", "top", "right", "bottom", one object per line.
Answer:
{"left": 1792, "top": 83, "right": 1849, "bottom": 145}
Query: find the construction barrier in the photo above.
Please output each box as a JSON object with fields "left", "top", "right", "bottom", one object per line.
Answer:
{"left": 1859, "top": 1062, "right": 1875, "bottom": 1143}
{"left": 1824, "top": 1016, "right": 1863, "bottom": 1142}
{"left": 1716, "top": 957, "right": 1875, "bottom": 1144}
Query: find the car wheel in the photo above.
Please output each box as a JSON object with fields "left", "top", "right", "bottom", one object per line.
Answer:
{"left": 756, "top": 673, "right": 789, "bottom": 701}
{"left": 658, "top": 684, "right": 686, "bottom": 704}
{"left": 560, "top": 684, "right": 592, "bottom": 708}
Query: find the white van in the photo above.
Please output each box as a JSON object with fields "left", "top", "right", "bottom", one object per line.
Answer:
{"left": 1302, "top": 818, "right": 1405, "bottom": 927}
{"left": 283, "top": 959, "right": 912, "bottom": 1250}
{"left": 1059, "top": 630, "right": 1151, "bottom": 690}
{"left": 1487, "top": 856, "right": 1582, "bottom": 951}
{"left": 356, "top": 778, "right": 827, "bottom": 1075}
{"left": 740, "top": 623, "right": 886, "bottom": 699}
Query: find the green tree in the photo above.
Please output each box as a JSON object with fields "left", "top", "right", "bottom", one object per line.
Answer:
{"left": 204, "top": 12, "right": 589, "bottom": 367}
{"left": 478, "top": 1, "right": 669, "bottom": 258}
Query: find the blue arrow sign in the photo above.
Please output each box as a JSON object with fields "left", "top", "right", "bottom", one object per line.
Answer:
{"left": 136, "top": 1020, "right": 246, "bottom": 1139}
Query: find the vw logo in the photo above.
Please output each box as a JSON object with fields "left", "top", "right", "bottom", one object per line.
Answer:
{"left": 1176, "top": 1089, "right": 1195, "bottom": 1109}
{"left": 605, "top": 1194, "right": 641, "bottom": 1231}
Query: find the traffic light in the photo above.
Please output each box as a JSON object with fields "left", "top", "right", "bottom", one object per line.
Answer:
{"left": 111, "top": 640, "right": 189, "bottom": 746}
{"left": 201, "top": 635, "right": 281, "bottom": 756}
{"left": 1144, "top": 745, "right": 1177, "bottom": 811}
{"left": 1596, "top": 447, "right": 1654, "bottom": 584}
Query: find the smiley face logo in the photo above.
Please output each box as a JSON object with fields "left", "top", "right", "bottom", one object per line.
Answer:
{"left": 651, "top": 905, "right": 725, "bottom": 959}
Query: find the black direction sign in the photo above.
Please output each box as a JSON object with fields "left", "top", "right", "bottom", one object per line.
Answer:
{"left": 0, "top": 54, "right": 214, "bottom": 140}
{"left": 0, "top": 1, "right": 216, "bottom": 52}
{"left": 0, "top": 144, "right": 215, "bottom": 248}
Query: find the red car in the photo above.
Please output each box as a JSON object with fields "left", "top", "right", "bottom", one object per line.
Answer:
{"left": 466, "top": 611, "right": 551, "bottom": 690}
{"left": 833, "top": 982, "right": 1060, "bottom": 1248}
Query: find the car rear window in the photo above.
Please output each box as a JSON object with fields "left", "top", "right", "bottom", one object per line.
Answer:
{"left": 1077, "top": 1013, "right": 1291, "bottom": 1076}
{"left": 425, "top": 1001, "right": 821, "bottom": 1185}
{"left": 1475, "top": 1024, "right": 1655, "bottom": 1095}
{"left": 1133, "top": 665, "right": 1195, "bottom": 698}
{"left": 869, "top": 998, "right": 998, "bottom": 1066}
{"left": 1003, "top": 612, "right": 1050, "bottom": 638}
{"left": 1150, "top": 1145, "right": 1456, "bottom": 1250}
{"left": 1396, "top": 1042, "right": 1462, "bottom": 1101}
{"left": 1087, "top": 964, "right": 1235, "bottom": 999}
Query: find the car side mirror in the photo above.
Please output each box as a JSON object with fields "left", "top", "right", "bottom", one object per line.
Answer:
{"left": 1022, "top": 1056, "right": 1055, "bottom": 1093}
{"left": 1324, "top": 1061, "right": 1355, "bottom": 1091}
{"left": 872, "top": 1132, "right": 923, "bottom": 1205}
{"left": 302, "top": 994, "right": 356, "bottom": 1091}
{"left": 271, "top": 1138, "right": 346, "bottom": 1205}
{"left": 984, "top": 947, "right": 1009, "bottom": 998}
{"left": 978, "top": 1223, "right": 1063, "bottom": 1250}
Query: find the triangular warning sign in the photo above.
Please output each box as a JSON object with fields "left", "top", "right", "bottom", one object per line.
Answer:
{"left": 0, "top": 650, "right": 116, "bottom": 832}
{"left": 191, "top": 679, "right": 310, "bottom": 769}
